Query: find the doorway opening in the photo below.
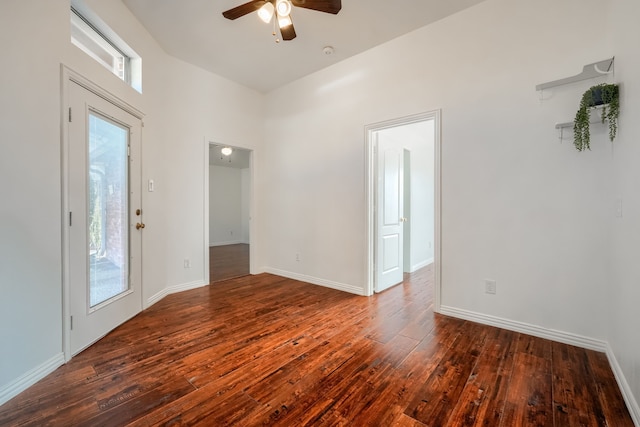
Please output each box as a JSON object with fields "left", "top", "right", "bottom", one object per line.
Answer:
{"left": 365, "top": 111, "right": 441, "bottom": 309}
{"left": 205, "top": 143, "right": 253, "bottom": 283}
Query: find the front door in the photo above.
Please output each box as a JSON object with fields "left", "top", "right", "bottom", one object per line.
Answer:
{"left": 67, "top": 81, "right": 143, "bottom": 355}
{"left": 376, "top": 133, "right": 404, "bottom": 292}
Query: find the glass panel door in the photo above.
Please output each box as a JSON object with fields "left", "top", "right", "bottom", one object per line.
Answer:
{"left": 68, "top": 79, "right": 142, "bottom": 357}
{"left": 88, "top": 112, "right": 129, "bottom": 308}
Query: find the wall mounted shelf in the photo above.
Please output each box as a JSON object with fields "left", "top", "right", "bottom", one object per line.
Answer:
{"left": 536, "top": 58, "right": 614, "bottom": 91}
{"left": 555, "top": 105, "right": 610, "bottom": 140}
{"left": 555, "top": 104, "right": 608, "bottom": 130}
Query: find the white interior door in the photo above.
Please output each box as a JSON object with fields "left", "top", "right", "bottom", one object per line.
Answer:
{"left": 68, "top": 81, "right": 143, "bottom": 355}
{"left": 376, "top": 134, "right": 405, "bottom": 292}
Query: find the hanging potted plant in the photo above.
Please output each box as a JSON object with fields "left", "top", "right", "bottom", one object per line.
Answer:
{"left": 573, "top": 83, "right": 620, "bottom": 151}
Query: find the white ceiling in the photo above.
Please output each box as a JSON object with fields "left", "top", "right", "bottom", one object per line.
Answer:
{"left": 122, "top": 0, "right": 487, "bottom": 93}
{"left": 209, "top": 145, "right": 251, "bottom": 169}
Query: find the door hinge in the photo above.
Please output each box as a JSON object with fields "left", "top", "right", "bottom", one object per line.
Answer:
{"left": 69, "top": 211, "right": 72, "bottom": 226}
{"left": 68, "top": 107, "right": 72, "bottom": 123}
{"left": 70, "top": 315, "right": 73, "bottom": 331}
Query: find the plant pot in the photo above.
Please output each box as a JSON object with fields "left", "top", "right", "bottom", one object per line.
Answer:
{"left": 590, "top": 87, "right": 604, "bottom": 106}
{"left": 573, "top": 83, "right": 619, "bottom": 151}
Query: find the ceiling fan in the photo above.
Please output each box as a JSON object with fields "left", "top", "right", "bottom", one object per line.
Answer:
{"left": 222, "top": 0, "right": 342, "bottom": 42}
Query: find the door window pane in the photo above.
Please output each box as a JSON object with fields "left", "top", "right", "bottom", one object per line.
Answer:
{"left": 88, "top": 113, "right": 129, "bottom": 307}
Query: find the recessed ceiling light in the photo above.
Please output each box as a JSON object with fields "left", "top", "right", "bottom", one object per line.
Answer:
{"left": 221, "top": 147, "right": 233, "bottom": 156}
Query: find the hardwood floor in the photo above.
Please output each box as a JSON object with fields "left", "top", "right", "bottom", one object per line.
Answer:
{"left": 0, "top": 266, "right": 633, "bottom": 426}
{"left": 210, "top": 244, "right": 250, "bottom": 283}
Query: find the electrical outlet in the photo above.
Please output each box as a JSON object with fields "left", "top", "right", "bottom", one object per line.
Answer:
{"left": 485, "top": 279, "right": 496, "bottom": 295}
{"left": 184, "top": 259, "right": 191, "bottom": 268}
{"left": 616, "top": 198, "right": 623, "bottom": 218}
{"left": 295, "top": 253, "right": 300, "bottom": 262}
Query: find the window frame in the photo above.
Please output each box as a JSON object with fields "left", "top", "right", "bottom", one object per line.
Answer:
{"left": 70, "top": 6, "right": 142, "bottom": 93}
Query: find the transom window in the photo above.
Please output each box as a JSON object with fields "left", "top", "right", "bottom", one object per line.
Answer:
{"left": 70, "top": 6, "right": 142, "bottom": 93}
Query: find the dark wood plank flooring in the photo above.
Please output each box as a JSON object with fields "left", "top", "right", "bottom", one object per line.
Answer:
{"left": 0, "top": 266, "right": 633, "bottom": 426}
{"left": 210, "top": 244, "right": 250, "bottom": 284}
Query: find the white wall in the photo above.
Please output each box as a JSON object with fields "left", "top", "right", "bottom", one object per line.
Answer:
{"left": 0, "top": 0, "right": 263, "bottom": 404}
{"left": 261, "top": 0, "right": 638, "bottom": 416}
{"left": 608, "top": 0, "right": 640, "bottom": 415}
{"left": 209, "top": 165, "right": 243, "bottom": 245}
{"left": 410, "top": 123, "right": 435, "bottom": 270}
{"left": 2, "top": 0, "right": 639, "bottom": 418}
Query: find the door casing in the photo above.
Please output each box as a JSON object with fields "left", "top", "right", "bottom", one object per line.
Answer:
{"left": 365, "top": 110, "right": 442, "bottom": 311}
{"left": 203, "top": 140, "right": 257, "bottom": 283}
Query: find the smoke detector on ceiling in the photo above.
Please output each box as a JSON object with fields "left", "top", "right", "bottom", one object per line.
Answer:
{"left": 322, "top": 46, "right": 335, "bottom": 56}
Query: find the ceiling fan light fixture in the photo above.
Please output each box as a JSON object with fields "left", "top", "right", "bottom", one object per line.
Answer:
{"left": 257, "top": 2, "right": 275, "bottom": 23}
{"left": 221, "top": 147, "right": 233, "bottom": 156}
{"left": 276, "top": 0, "right": 292, "bottom": 17}
{"left": 278, "top": 15, "right": 292, "bottom": 28}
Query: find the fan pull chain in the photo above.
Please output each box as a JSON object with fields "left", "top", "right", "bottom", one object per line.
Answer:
{"left": 272, "top": 17, "right": 280, "bottom": 43}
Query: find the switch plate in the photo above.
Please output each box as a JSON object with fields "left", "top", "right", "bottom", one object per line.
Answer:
{"left": 616, "top": 198, "right": 623, "bottom": 218}
{"left": 184, "top": 259, "right": 191, "bottom": 268}
{"left": 148, "top": 179, "right": 154, "bottom": 192}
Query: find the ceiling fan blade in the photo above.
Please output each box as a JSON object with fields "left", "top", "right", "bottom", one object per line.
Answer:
{"left": 291, "top": 0, "right": 341, "bottom": 14}
{"left": 280, "top": 16, "right": 297, "bottom": 41}
{"left": 222, "top": 0, "right": 265, "bottom": 20}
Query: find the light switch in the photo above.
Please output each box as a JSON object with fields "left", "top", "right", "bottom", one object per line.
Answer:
{"left": 148, "top": 179, "right": 154, "bottom": 192}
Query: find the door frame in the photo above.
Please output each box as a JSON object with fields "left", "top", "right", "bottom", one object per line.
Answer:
{"left": 61, "top": 66, "right": 145, "bottom": 361}
{"left": 203, "top": 139, "right": 257, "bottom": 283}
{"left": 365, "top": 110, "right": 442, "bottom": 311}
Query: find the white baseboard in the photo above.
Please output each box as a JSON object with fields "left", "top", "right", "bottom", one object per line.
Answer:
{"left": 439, "top": 305, "right": 607, "bottom": 352}
{"left": 605, "top": 343, "right": 640, "bottom": 426}
{"left": 263, "top": 268, "right": 366, "bottom": 296}
{"left": 440, "top": 305, "right": 639, "bottom": 425}
{"left": 410, "top": 258, "right": 433, "bottom": 273}
{"left": 146, "top": 280, "right": 207, "bottom": 308}
{"left": 209, "top": 240, "right": 244, "bottom": 247}
{"left": 0, "top": 353, "right": 65, "bottom": 406}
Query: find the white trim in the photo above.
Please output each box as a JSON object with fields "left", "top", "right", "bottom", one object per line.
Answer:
{"left": 439, "top": 305, "right": 607, "bottom": 351}
{"left": 410, "top": 258, "right": 433, "bottom": 273}
{"left": 605, "top": 344, "right": 640, "bottom": 426}
{"left": 0, "top": 353, "right": 65, "bottom": 406}
{"left": 433, "top": 111, "right": 442, "bottom": 313}
{"left": 64, "top": 66, "right": 143, "bottom": 119}
{"left": 209, "top": 240, "right": 246, "bottom": 247}
{"left": 263, "top": 267, "right": 367, "bottom": 296}
{"left": 441, "top": 305, "right": 640, "bottom": 423}
{"left": 146, "top": 280, "right": 207, "bottom": 308}
{"left": 203, "top": 140, "right": 210, "bottom": 285}
{"left": 364, "top": 110, "right": 442, "bottom": 308}
{"left": 61, "top": 66, "right": 72, "bottom": 361}
{"left": 60, "top": 65, "right": 145, "bottom": 362}
{"left": 204, "top": 138, "right": 257, "bottom": 288}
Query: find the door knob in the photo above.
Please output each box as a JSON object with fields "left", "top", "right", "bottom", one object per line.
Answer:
{"left": 135, "top": 222, "right": 145, "bottom": 230}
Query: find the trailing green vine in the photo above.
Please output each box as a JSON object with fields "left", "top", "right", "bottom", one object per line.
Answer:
{"left": 573, "top": 83, "right": 619, "bottom": 151}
